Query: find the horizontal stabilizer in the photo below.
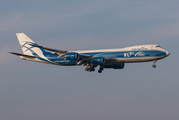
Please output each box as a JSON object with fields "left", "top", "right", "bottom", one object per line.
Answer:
{"left": 9, "top": 52, "right": 37, "bottom": 58}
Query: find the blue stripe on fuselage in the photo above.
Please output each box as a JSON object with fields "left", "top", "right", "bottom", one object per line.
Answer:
{"left": 80, "top": 50, "right": 166, "bottom": 58}
{"left": 38, "top": 50, "right": 167, "bottom": 65}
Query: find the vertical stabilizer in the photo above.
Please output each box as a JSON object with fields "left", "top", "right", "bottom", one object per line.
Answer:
{"left": 16, "top": 33, "right": 44, "bottom": 56}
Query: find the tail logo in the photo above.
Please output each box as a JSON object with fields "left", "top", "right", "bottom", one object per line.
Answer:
{"left": 21, "top": 42, "right": 35, "bottom": 53}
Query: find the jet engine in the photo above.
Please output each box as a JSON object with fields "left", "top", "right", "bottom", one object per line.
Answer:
{"left": 65, "top": 53, "right": 79, "bottom": 60}
{"left": 91, "top": 57, "right": 105, "bottom": 65}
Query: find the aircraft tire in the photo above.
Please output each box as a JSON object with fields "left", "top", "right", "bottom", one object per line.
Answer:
{"left": 85, "top": 68, "right": 89, "bottom": 71}
{"left": 152, "top": 65, "right": 156, "bottom": 68}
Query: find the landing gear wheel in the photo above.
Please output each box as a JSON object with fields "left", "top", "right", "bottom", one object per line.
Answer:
{"left": 152, "top": 65, "right": 156, "bottom": 68}
{"left": 98, "top": 66, "right": 104, "bottom": 73}
{"left": 152, "top": 60, "right": 157, "bottom": 68}
{"left": 85, "top": 67, "right": 95, "bottom": 72}
{"left": 85, "top": 68, "right": 89, "bottom": 71}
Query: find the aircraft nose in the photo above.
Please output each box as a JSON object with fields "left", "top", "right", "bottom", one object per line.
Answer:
{"left": 166, "top": 51, "right": 170, "bottom": 56}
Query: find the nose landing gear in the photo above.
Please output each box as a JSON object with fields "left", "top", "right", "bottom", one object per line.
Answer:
{"left": 152, "top": 60, "right": 157, "bottom": 68}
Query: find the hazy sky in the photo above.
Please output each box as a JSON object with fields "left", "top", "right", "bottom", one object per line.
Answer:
{"left": 0, "top": 0, "right": 179, "bottom": 120}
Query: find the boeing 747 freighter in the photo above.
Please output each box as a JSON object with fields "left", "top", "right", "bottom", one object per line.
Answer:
{"left": 10, "top": 33, "right": 170, "bottom": 73}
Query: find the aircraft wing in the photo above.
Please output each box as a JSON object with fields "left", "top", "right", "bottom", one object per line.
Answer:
{"left": 28, "top": 44, "right": 122, "bottom": 64}
{"left": 29, "top": 43, "right": 93, "bottom": 58}
{"left": 28, "top": 43, "right": 68, "bottom": 57}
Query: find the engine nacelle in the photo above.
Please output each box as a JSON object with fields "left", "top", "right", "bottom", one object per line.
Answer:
{"left": 104, "top": 63, "right": 125, "bottom": 69}
{"left": 65, "top": 53, "right": 79, "bottom": 60}
{"left": 91, "top": 57, "right": 105, "bottom": 65}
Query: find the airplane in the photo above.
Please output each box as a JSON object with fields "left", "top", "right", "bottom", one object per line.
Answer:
{"left": 10, "top": 33, "right": 170, "bottom": 73}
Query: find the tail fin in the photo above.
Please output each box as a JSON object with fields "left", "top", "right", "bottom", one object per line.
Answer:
{"left": 16, "top": 33, "right": 44, "bottom": 56}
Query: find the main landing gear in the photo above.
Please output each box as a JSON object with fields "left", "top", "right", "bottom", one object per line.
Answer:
{"left": 98, "top": 66, "right": 104, "bottom": 73}
{"left": 85, "top": 64, "right": 104, "bottom": 73}
{"left": 85, "top": 64, "right": 96, "bottom": 72}
{"left": 152, "top": 60, "right": 157, "bottom": 68}
{"left": 85, "top": 67, "right": 95, "bottom": 72}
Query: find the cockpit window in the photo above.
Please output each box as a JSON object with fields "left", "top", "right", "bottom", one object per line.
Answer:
{"left": 156, "top": 45, "right": 160, "bottom": 47}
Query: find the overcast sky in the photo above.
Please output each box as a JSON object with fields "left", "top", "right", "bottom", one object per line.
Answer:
{"left": 0, "top": 0, "right": 179, "bottom": 120}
